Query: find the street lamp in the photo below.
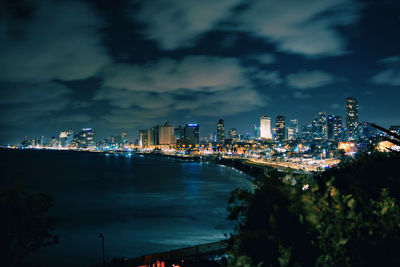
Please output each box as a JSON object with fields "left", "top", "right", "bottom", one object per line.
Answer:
{"left": 98, "top": 233, "right": 105, "bottom": 267}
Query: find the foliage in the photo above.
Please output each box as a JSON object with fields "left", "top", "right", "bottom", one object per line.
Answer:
{"left": 0, "top": 183, "right": 58, "bottom": 266}
{"left": 227, "top": 152, "right": 400, "bottom": 266}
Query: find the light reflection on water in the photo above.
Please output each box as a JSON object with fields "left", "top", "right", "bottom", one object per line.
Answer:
{"left": 0, "top": 149, "right": 252, "bottom": 267}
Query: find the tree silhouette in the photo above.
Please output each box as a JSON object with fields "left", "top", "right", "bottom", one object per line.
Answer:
{"left": 227, "top": 152, "right": 400, "bottom": 266}
{"left": 0, "top": 183, "right": 58, "bottom": 266}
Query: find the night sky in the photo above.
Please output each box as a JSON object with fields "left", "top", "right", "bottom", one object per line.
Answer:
{"left": 1, "top": 0, "right": 399, "bottom": 144}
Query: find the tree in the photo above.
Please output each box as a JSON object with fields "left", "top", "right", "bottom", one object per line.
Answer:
{"left": 227, "top": 152, "right": 400, "bottom": 266}
{"left": 0, "top": 183, "right": 58, "bottom": 266}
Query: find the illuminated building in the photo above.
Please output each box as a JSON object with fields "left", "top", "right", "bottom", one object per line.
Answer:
{"left": 59, "top": 131, "right": 68, "bottom": 147}
{"left": 217, "top": 118, "right": 225, "bottom": 143}
{"left": 139, "top": 130, "right": 148, "bottom": 147}
{"left": 184, "top": 123, "right": 200, "bottom": 145}
{"left": 260, "top": 115, "right": 272, "bottom": 139}
{"left": 389, "top": 125, "right": 400, "bottom": 135}
{"left": 338, "top": 141, "right": 357, "bottom": 154}
{"left": 345, "top": 97, "right": 359, "bottom": 141}
{"left": 229, "top": 128, "right": 239, "bottom": 142}
{"left": 77, "top": 128, "right": 94, "bottom": 148}
{"left": 377, "top": 140, "right": 400, "bottom": 152}
{"left": 287, "top": 118, "right": 298, "bottom": 140}
{"left": 276, "top": 115, "right": 286, "bottom": 141}
{"left": 327, "top": 115, "right": 342, "bottom": 141}
{"left": 159, "top": 122, "right": 176, "bottom": 145}
{"left": 315, "top": 112, "right": 328, "bottom": 140}
{"left": 302, "top": 123, "right": 313, "bottom": 141}
{"left": 121, "top": 132, "right": 127, "bottom": 147}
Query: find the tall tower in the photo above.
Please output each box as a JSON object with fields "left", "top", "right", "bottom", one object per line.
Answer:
{"left": 276, "top": 115, "right": 286, "bottom": 141}
{"left": 317, "top": 112, "right": 328, "bottom": 140}
{"left": 217, "top": 118, "right": 225, "bottom": 143}
{"left": 184, "top": 123, "right": 200, "bottom": 145}
{"left": 287, "top": 118, "right": 298, "bottom": 140}
{"left": 345, "top": 97, "right": 359, "bottom": 141}
{"left": 260, "top": 115, "right": 272, "bottom": 139}
{"left": 327, "top": 115, "right": 343, "bottom": 141}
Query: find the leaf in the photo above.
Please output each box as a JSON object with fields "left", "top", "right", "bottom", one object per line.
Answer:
{"left": 381, "top": 206, "right": 389, "bottom": 215}
{"left": 347, "top": 198, "right": 356, "bottom": 209}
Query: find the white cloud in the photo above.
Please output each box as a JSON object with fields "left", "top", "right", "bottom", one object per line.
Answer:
{"left": 133, "top": 0, "right": 241, "bottom": 50}
{"left": 235, "top": 0, "right": 361, "bottom": 56}
{"left": 248, "top": 54, "right": 276, "bottom": 65}
{"left": 95, "top": 55, "right": 268, "bottom": 127}
{"left": 0, "top": 0, "right": 110, "bottom": 82}
{"left": 293, "top": 91, "right": 311, "bottom": 99}
{"left": 101, "top": 56, "right": 250, "bottom": 93}
{"left": 132, "top": 0, "right": 361, "bottom": 56}
{"left": 330, "top": 103, "right": 341, "bottom": 109}
{"left": 371, "top": 55, "right": 400, "bottom": 86}
{"left": 286, "top": 70, "right": 335, "bottom": 89}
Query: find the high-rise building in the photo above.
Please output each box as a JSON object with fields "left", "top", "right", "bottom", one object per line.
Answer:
{"left": 302, "top": 123, "right": 313, "bottom": 141}
{"left": 260, "top": 115, "right": 272, "bottom": 139}
{"left": 229, "top": 128, "right": 239, "bottom": 142}
{"left": 315, "top": 112, "right": 328, "bottom": 140}
{"left": 139, "top": 129, "right": 148, "bottom": 147}
{"left": 121, "top": 133, "right": 127, "bottom": 147}
{"left": 287, "top": 118, "right": 298, "bottom": 140}
{"left": 59, "top": 131, "right": 68, "bottom": 147}
{"left": 217, "top": 119, "right": 225, "bottom": 143}
{"left": 345, "top": 97, "right": 359, "bottom": 141}
{"left": 184, "top": 124, "right": 200, "bottom": 145}
{"left": 77, "top": 128, "right": 94, "bottom": 148}
{"left": 327, "top": 115, "right": 343, "bottom": 141}
{"left": 174, "top": 126, "right": 184, "bottom": 140}
{"left": 276, "top": 115, "right": 286, "bottom": 141}
{"left": 159, "top": 122, "right": 176, "bottom": 145}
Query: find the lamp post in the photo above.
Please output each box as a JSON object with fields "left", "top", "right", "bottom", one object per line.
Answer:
{"left": 99, "top": 233, "right": 105, "bottom": 267}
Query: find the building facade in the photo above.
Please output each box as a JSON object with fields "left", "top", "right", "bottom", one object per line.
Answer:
{"left": 260, "top": 115, "right": 272, "bottom": 139}
{"left": 217, "top": 119, "right": 225, "bottom": 143}
{"left": 345, "top": 97, "right": 359, "bottom": 141}
{"left": 276, "top": 115, "right": 286, "bottom": 141}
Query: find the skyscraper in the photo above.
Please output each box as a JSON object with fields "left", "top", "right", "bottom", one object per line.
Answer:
{"left": 276, "top": 115, "right": 286, "bottom": 141}
{"left": 260, "top": 115, "right": 272, "bottom": 139}
{"left": 139, "top": 129, "right": 148, "bottom": 147}
{"left": 217, "top": 119, "right": 225, "bottom": 143}
{"left": 316, "top": 112, "right": 328, "bottom": 140}
{"left": 327, "top": 115, "right": 343, "bottom": 141}
{"left": 345, "top": 97, "right": 359, "bottom": 141}
{"left": 287, "top": 118, "right": 298, "bottom": 140}
{"left": 159, "top": 122, "right": 176, "bottom": 145}
{"left": 77, "top": 128, "right": 94, "bottom": 148}
{"left": 184, "top": 123, "right": 200, "bottom": 145}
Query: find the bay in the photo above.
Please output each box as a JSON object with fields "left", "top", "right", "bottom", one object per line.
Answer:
{"left": 0, "top": 149, "right": 251, "bottom": 266}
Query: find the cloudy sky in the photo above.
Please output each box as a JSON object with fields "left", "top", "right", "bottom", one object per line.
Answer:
{"left": 0, "top": 0, "right": 399, "bottom": 144}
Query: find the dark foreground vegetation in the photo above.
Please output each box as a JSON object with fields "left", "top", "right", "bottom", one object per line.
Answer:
{"left": 0, "top": 183, "right": 58, "bottom": 267}
{"left": 227, "top": 151, "right": 400, "bottom": 266}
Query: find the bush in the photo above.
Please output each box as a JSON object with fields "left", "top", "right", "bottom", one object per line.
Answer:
{"left": 227, "top": 152, "right": 400, "bottom": 266}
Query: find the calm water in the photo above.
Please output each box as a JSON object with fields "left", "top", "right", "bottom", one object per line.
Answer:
{"left": 0, "top": 149, "right": 251, "bottom": 266}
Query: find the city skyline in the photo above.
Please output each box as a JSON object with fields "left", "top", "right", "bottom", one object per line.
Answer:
{"left": 1, "top": 0, "right": 400, "bottom": 144}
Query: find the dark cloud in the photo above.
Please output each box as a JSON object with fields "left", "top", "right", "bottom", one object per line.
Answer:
{"left": 371, "top": 55, "right": 400, "bottom": 86}
{"left": 133, "top": 0, "right": 240, "bottom": 50}
{"left": 132, "top": 0, "right": 362, "bottom": 57}
{"left": 0, "top": 0, "right": 110, "bottom": 82}
{"left": 94, "top": 55, "right": 268, "bottom": 128}
{"left": 234, "top": 0, "right": 361, "bottom": 57}
{"left": 0, "top": 82, "right": 71, "bottom": 125}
